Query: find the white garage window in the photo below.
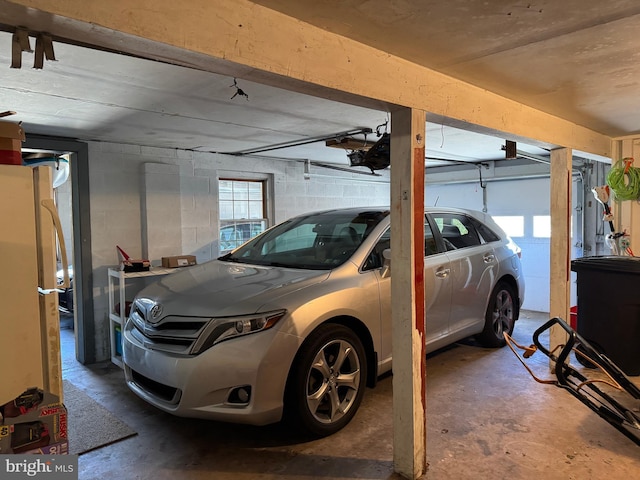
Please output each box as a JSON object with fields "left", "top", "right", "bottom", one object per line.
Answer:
{"left": 492, "top": 215, "right": 524, "bottom": 238}
{"left": 219, "top": 179, "right": 267, "bottom": 252}
{"left": 533, "top": 215, "right": 551, "bottom": 238}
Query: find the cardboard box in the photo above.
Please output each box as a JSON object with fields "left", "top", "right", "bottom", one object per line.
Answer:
{"left": 0, "top": 121, "right": 25, "bottom": 165}
{"left": 0, "top": 121, "right": 25, "bottom": 141}
{"left": 162, "top": 255, "right": 197, "bottom": 268}
{"left": 0, "top": 387, "right": 68, "bottom": 454}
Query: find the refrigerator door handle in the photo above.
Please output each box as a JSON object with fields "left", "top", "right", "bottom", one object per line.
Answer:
{"left": 41, "top": 198, "right": 69, "bottom": 289}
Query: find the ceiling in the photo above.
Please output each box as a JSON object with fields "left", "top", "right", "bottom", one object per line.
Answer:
{"left": 2, "top": 1, "right": 638, "bottom": 169}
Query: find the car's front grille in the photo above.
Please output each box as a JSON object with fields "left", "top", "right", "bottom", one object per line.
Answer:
{"left": 130, "top": 307, "right": 210, "bottom": 355}
{"left": 130, "top": 369, "right": 180, "bottom": 404}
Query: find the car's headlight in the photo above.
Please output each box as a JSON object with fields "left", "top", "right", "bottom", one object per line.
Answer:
{"left": 190, "top": 310, "right": 286, "bottom": 354}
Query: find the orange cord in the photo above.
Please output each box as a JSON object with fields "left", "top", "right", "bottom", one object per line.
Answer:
{"left": 623, "top": 157, "right": 634, "bottom": 174}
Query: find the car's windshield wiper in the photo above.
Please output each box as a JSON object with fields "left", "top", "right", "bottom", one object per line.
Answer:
{"left": 219, "top": 255, "right": 244, "bottom": 263}
{"left": 220, "top": 256, "right": 285, "bottom": 266}
{"left": 263, "top": 261, "right": 295, "bottom": 268}
{"left": 220, "top": 256, "right": 326, "bottom": 269}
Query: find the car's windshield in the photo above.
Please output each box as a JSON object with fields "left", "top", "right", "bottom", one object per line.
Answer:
{"left": 219, "top": 209, "right": 389, "bottom": 269}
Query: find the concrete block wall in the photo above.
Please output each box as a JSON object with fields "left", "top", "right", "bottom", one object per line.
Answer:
{"left": 87, "top": 141, "right": 390, "bottom": 362}
{"left": 179, "top": 161, "right": 216, "bottom": 261}
{"left": 142, "top": 162, "right": 182, "bottom": 263}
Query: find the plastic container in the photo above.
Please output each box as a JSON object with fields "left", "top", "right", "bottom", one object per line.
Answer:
{"left": 571, "top": 256, "right": 640, "bottom": 376}
{"left": 115, "top": 325, "right": 123, "bottom": 357}
{"left": 569, "top": 305, "right": 578, "bottom": 330}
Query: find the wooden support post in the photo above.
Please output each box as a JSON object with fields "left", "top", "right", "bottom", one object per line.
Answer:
{"left": 390, "top": 107, "right": 426, "bottom": 479}
{"left": 549, "top": 147, "right": 572, "bottom": 364}
{"left": 613, "top": 138, "right": 640, "bottom": 254}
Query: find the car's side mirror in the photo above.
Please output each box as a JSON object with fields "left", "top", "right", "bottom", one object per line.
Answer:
{"left": 381, "top": 248, "right": 391, "bottom": 278}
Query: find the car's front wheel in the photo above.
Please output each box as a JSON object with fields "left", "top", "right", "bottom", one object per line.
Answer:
{"left": 477, "top": 281, "right": 517, "bottom": 347}
{"left": 285, "top": 324, "right": 367, "bottom": 437}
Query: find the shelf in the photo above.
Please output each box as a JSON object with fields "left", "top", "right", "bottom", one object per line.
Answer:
{"left": 108, "top": 266, "right": 179, "bottom": 368}
{"left": 108, "top": 267, "right": 176, "bottom": 279}
{"left": 111, "top": 354, "right": 123, "bottom": 369}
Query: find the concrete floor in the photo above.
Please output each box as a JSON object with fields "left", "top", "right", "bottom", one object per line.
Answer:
{"left": 59, "top": 311, "right": 640, "bottom": 480}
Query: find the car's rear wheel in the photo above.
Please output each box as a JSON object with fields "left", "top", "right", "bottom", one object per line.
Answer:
{"left": 285, "top": 324, "right": 367, "bottom": 437}
{"left": 477, "top": 281, "right": 516, "bottom": 347}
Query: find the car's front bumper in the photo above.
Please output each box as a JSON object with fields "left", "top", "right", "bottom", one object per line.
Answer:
{"left": 122, "top": 318, "right": 300, "bottom": 426}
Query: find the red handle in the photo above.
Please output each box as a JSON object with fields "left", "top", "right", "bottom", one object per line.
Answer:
{"left": 116, "top": 245, "right": 131, "bottom": 260}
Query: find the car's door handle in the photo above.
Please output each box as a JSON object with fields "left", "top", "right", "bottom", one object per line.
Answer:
{"left": 483, "top": 254, "right": 495, "bottom": 263}
{"left": 435, "top": 267, "right": 450, "bottom": 278}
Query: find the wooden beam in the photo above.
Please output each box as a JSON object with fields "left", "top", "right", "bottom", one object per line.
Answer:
{"left": 549, "top": 147, "right": 572, "bottom": 365}
{"left": 390, "top": 107, "right": 426, "bottom": 479}
{"left": 1, "top": 0, "right": 611, "bottom": 158}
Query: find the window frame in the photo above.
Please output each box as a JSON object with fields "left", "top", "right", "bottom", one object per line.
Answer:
{"left": 429, "top": 212, "right": 485, "bottom": 251}
{"left": 218, "top": 177, "right": 270, "bottom": 254}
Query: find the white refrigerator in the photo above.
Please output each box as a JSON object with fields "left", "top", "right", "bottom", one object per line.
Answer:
{"left": 0, "top": 164, "right": 69, "bottom": 403}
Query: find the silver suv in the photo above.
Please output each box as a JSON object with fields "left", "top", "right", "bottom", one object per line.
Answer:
{"left": 122, "top": 206, "right": 524, "bottom": 436}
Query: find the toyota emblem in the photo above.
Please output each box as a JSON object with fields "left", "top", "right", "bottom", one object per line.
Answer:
{"left": 150, "top": 304, "right": 163, "bottom": 321}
